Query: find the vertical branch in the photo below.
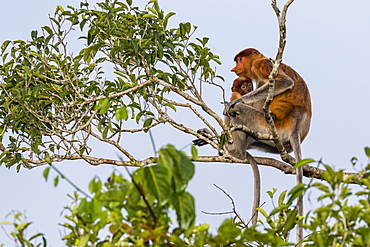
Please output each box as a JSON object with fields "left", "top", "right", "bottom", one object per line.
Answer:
{"left": 264, "top": 0, "right": 296, "bottom": 164}
{"left": 267, "top": 0, "right": 304, "bottom": 245}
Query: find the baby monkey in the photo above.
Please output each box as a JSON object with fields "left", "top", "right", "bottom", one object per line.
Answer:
{"left": 225, "top": 76, "right": 254, "bottom": 126}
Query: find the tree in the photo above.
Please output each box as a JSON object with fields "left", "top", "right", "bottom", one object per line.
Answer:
{"left": 0, "top": 0, "right": 359, "bottom": 183}
{"left": 0, "top": 0, "right": 368, "bottom": 246}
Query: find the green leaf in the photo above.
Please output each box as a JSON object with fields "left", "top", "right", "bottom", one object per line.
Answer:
{"left": 217, "top": 218, "right": 241, "bottom": 242}
{"left": 294, "top": 158, "right": 315, "bottom": 168}
{"left": 143, "top": 118, "right": 153, "bottom": 132}
{"left": 98, "top": 98, "right": 110, "bottom": 114}
{"left": 172, "top": 192, "right": 195, "bottom": 230}
{"left": 178, "top": 152, "right": 195, "bottom": 182}
{"left": 1, "top": 40, "right": 11, "bottom": 53}
{"left": 278, "top": 190, "right": 287, "bottom": 206}
{"left": 54, "top": 175, "right": 59, "bottom": 187}
{"left": 78, "top": 235, "right": 89, "bottom": 247}
{"left": 143, "top": 14, "right": 156, "bottom": 18}
{"left": 287, "top": 184, "right": 305, "bottom": 205}
{"left": 44, "top": 152, "right": 52, "bottom": 165}
{"left": 43, "top": 26, "right": 53, "bottom": 36}
{"left": 56, "top": 5, "right": 65, "bottom": 13}
{"left": 116, "top": 106, "right": 128, "bottom": 121}
{"left": 266, "top": 188, "right": 277, "bottom": 199}
{"left": 144, "top": 164, "right": 171, "bottom": 205}
{"left": 147, "top": 7, "right": 157, "bottom": 15}
{"left": 257, "top": 207, "right": 269, "bottom": 218}
{"left": 31, "top": 30, "right": 38, "bottom": 40}
{"left": 88, "top": 177, "right": 102, "bottom": 194}
{"left": 219, "top": 134, "right": 225, "bottom": 148}
{"left": 102, "top": 126, "right": 109, "bottom": 140}
{"left": 163, "top": 12, "right": 176, "bottom": 28}
{"left": 98, "top": 190, "right": 126, "bottom": 201}
{"left": 163, "top": 102, "right": 176, "bottom": 111}
{"left": 43, "top": 167, "right": 50, "bottom": 181}
{"left": 269, "top": 204, "right": 289, "bottom": 216}
{"left": 282, "top": 209, "right": 298, "bottom": 235}
{"left": 365, "top": 147, "right": 370, "bottom": 158}
{"left": 191, "top": 145, "right": 198, "bottom": 160}
{"left": 160, "top": 145, "right": 194, "bottom": 193}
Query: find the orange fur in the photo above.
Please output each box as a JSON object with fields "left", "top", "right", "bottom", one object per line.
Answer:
{"left": 231, "top": 48, "right": 311, "bottom": 142}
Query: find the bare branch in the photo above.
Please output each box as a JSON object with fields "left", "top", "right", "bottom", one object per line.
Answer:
{"left": 20, "top": 152, "right": 363, "bottom": 185}
{"left": 161, "top": 97, "right": 219, "bottom": 138}
{"left": 154, "top": 78, "right": 228, "bottom": 133}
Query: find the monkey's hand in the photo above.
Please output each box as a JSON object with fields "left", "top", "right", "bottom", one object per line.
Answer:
{"left": 223, "top": 98, "right": 242, "bottom": 117}
{"left": 192, "top": 128, "right": 216, "bottom": 146}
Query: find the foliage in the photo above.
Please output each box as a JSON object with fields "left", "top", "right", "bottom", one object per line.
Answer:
{"left": 0, "top": 211, "right": 47, "bottom": 247}
{"left": 3, "top": 148, "right": 370, "bottom": 246}
{"left": 0, "top": 0, "right": 224, "bottom": 171}
{"left": 2, "top": 0, "right": 370, "bottom": 246}
{"left": 60, "top": 144, "right": 199, "bottom": 246}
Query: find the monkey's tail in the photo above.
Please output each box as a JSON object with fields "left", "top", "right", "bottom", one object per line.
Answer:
{"left": 246, "top": 152, "right": 261, "bottom": 225}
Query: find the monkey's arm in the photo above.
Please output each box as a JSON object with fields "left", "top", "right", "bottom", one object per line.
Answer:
{"left": 226, "top": 60, "right": 294, "bottom": 111}
{"left": 224, "top": 77, "right": 293, "bottom": 117}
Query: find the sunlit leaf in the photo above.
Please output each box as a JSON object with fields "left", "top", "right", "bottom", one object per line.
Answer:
{"left": 365, "top": 147, "right": 370, "bottom": 158}
{"left": 98, "top": 98, "right": 110, "bottom": 114}
{"left": 172, "top": 192, "right": 195, "bottom": 230}
{"left": 287, "top": 184, "right": 305, "bottom": 205}
{"left": 116, "top": 106, "right": 128, "bottom": 121}
{"left": 191, "top": 145, "right": 198, "bottom": 160}
{"left": 54, "top": 175, "right": 59, "bottom": 187}
{"left": 294, "top": 158, "right": 315, "bottom": 168}
{"left": 144, "top": 164, "right": 171, "bottom": 205}
{"left": 217, "top": 218, "right": 241, "bottom": 242}
{"left": 43, "top": 167, "right": 50, "bottom": 181}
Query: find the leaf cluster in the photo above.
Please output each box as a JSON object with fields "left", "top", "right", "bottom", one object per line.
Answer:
{"left": 0, "top": 0, "right": 224, "bottom": 170}
{"left": 60, "top": 145, "right": 197, "bottom": 246}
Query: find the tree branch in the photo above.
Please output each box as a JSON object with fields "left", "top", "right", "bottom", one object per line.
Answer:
{"left": 20, "top": 152, "right": 363, "bottom": 184}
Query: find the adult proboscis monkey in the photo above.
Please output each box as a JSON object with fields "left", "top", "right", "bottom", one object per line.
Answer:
{"left": 225, "top": 48, "right": 311, "bottom": 240}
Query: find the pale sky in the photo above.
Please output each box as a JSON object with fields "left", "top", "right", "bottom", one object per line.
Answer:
{"left": 1, "top": 0, "right": 370, "bottom": 245}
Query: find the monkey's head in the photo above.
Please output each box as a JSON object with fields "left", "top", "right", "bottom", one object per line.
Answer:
{"left": 231, "top": 48, "right": 264, "bottom": 77}
{"left": 231, "top": 77, "right": 253, "bottom": 95}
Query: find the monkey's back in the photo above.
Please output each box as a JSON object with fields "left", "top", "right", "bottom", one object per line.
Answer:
{"left": 270, "top": 63, "right": 312, "bottom": 138}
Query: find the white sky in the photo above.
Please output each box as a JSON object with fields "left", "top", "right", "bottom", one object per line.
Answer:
{"left": 1, "top": 0, "right": 370, "bottom": 245}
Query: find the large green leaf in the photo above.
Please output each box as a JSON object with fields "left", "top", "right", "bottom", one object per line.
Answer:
{"left": 143, "top": 164, "right": 171, "bottom": 206}
{"left": 172, "top": 191, "right": 195, "bottom": 230}
{"left": 98, "top": 190, "right": 126, "bottom": 202}
{"left": 159, "top": 145, "right": 194, "bottom": 193}
{"left": 217, "top": 218, "right": 241, "bottom": 243}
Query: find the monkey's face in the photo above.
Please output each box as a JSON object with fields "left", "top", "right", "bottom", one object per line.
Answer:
{"left": 240, "top": 82, "right": 253, "bottom": 94}
{"left": 231, "top": 77, "right": 254, "bottom": 96}
{"left": 231, "top": 56, "right": 248, "bottom": 76}
{"left": 231, "top": 49, "right": 263, "bottom": 77}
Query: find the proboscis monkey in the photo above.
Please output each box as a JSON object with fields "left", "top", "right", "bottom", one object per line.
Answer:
{"left": 231, "top": 76, "right": 254, "bottom": 101}
{"left": 224, "top": 76, "right": 254, "bottom": 126}
{"left": 224, "top": 48, "right": 311, "bottom": 239}
{"left": 224, "top": 76, "right": 261, "bottom": 225}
